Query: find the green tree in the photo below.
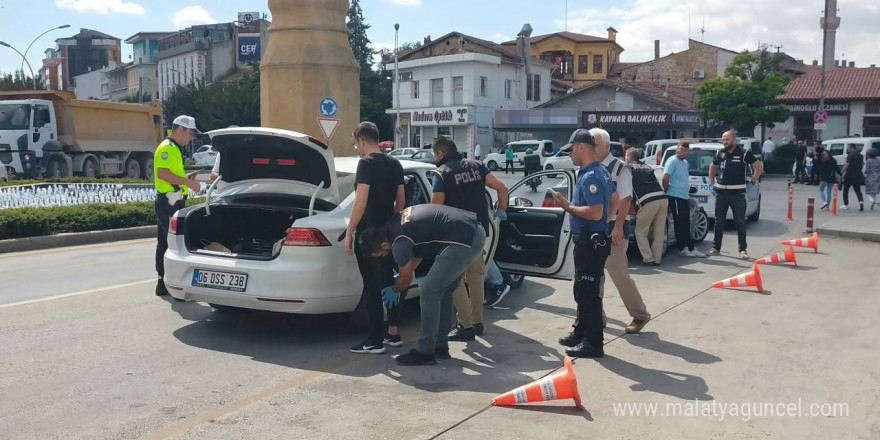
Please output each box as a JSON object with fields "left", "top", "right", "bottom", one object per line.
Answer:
{"left": 119, "top": 91, "right": 152, "bottom": 103}
{"left": 0, "top": 71, "right": 46, "bottom": 91}
{"left": 345, "top": 0, "right": 394, "bottom": 140}
{"left": 695, "top": 46, "right": 791, "bottom": 135}
{"left": 162, "top": 64, "right": 260, "bottom": 130}
{"left": 347, "top": 0, "right": 373, "bottom": 81}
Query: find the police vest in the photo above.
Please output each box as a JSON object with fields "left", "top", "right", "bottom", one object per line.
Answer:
{"left": 604, "top": 156, "right": 625, "bottom": 189}
{"left": 154, "top": 138, "right": 186, "bottom": 194}
{"left": 629, "top": 163, "right": 667, "bottom": 207}
{"left": 437, "top": 156, "right": 490, "bottom": 234}
{"left": 714, "top": 147, "right": 750, "bottom": 190}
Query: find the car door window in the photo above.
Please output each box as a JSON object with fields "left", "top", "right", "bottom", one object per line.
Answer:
{"left": 403, "top": 172, "right": 428, "bottom": 208}
{"left": 827, "top": 143, "right": 845, "bottom": 156}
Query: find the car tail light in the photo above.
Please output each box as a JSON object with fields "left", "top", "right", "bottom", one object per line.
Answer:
{"left": 656, "top": 150, "right": 662, "bottom": 165}
{"left": 169, "top": 216, "right": 179, "bottom": 235}
{"left": 284, "top": 228, "right": 331, "bottom": 246}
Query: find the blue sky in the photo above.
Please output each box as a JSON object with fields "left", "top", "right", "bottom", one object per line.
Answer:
{"left": 1, "top": 0, "right": 877, "bottom": 78}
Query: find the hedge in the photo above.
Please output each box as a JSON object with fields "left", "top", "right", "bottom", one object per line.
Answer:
{"left": 0, "top": 198, "right": 204, "bottom": 240}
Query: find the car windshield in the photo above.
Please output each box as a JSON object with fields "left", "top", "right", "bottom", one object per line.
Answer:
{"left": 684, "top": 150, "right": 716, "bottom": 176}
{"left": 0, "top": 104, "right": 31, "bottom": 130}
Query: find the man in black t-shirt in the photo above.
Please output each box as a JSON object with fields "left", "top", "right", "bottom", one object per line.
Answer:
{"left": 344, "top": 122, "right": 405, "bottom": 355}
{"left": 359, "top": 204, "right": 486, "bottom": 366}
{"left": 794, "top": 140, "right": 808, "bottom": 183}
{"left": 708, "top": 131, "right": 763, "bottom": 260}
{"left": 840, "top": 143, "right": 865, "bottom": 211}
{"left": 431, "top": 137, "right": 508, "bottom": 341}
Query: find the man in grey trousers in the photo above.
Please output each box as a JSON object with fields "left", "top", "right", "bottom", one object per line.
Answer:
{"left": 358, "top": 204, "right": 486, "bottom": 366}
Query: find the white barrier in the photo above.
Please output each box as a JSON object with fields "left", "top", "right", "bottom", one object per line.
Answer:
{"left": 0, "top": 183, "right": 206, "bottom": 209}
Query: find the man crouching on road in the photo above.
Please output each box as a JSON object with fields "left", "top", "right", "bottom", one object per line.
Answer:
{"left": 550, "top": 129, "right": 612, "bottom": 358}
{"left": 359, "top": 204, "right": 486, "bottom": 366}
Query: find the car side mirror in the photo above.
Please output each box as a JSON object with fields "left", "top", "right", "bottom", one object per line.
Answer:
{"left": 509, "top": 196, "right": 533, "bottom": 207}
{"left": 689, "top": 186, "right": 698, "bottom": 194}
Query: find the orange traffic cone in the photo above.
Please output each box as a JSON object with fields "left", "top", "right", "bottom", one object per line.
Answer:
{"left": 712, "top": 263, "right": 763, "bottom": 292}
{"left": 780, "top": 232, "right": 818, "bottom": 253}
{"left": 755, "top": 246, "right": 798, "bottom": 266}
{"left": 492, "top": 356, "right": 583, "bottom": 410}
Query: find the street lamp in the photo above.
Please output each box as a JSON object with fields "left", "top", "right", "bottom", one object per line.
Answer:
{"left": 21, "top": 24, "right": 70, "bottom": 78}
{"left": 394, "top": 23, "right": 401, "bottom": 148}
{"left": 0, "top": 41, "right": 37, "bottom": 90}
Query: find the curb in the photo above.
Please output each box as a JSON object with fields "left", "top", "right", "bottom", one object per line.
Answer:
{"left": 816, "top": 227, "right": 880, "bottom": 244}
{"left": 0, "top": 226, "right": 157, "bottom": 254}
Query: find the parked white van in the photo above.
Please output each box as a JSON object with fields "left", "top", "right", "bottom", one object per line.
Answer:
{"left": 484, "top": 140, "right": 554, "bottom": 171}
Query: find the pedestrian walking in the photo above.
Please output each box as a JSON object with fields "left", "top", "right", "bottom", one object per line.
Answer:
{"left": 591, "top": 127, "right": 652, "bottom": 334}
{"left": 794, "top": 140, "right": 808, "bottom": 183}
{"left": 865, "top": 148, "right": 880, "bottom": 210}
{"left": 343, "top": 121, "right": 406, "bottom": 355}
{"left": 762, "top": 137, "right": 775, "bottom": 160}
{"left": 549, "top": 129, "right": 612, "bottom": 358}
{"left": 625, "top": 148, "right": 668, "bottom": 266}
{"left": 809, "top": 144, "right": 824, "bottom": 185}
{"left": 840, "top": 143, "right": 866, "bottom": 211}
{"left": 817, "top": 150, "right": 839, "bottom": 210}
{"left": 430, "top": 137, "right": 508, "bottom": 341}
{"left": 663, "top": 141, "right": 706, "bottom": 258}
{"left": 504, "top": 146, "right": 514, "bottom": 174}
{"left": 708, "top": 131, "right": 763, "bottom": 260}
{"left": 358, "top": 204, "right": 486, "bottom": 365}
{"left": 154, "top": 115, "right": 202, "bottom": 297}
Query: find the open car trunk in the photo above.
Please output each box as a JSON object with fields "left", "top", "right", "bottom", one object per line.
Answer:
{"left": 183, "top": 202, "right": 311, "bottom": 260}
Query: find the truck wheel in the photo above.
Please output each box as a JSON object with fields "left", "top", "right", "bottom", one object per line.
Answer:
{"left": 82, "top": 158, "right": 98, "bottom": 178}
{"left": 46, "top": 157, "right": 66, "bottom": 178}
{"left": 141, "top": 156, "right": 154, "bottom": 182}
{"left": 124, "top": 157, "right": 141, "bottom": 179}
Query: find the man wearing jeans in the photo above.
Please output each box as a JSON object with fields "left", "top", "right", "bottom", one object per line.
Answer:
{"left": 708, "top": 131, "right": 763, "bottom": 260}
{"left": 663, "top": 142, "right": 706, "bottom": 258}
{"left": 359, "top": 204, "right": 486, "bottom": 366}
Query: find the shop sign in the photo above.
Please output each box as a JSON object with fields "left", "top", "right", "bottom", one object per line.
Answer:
{"left": 411, "top": 107, "right": 471, "bottom": 126}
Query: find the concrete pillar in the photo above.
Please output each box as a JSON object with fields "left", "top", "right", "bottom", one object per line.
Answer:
{"left": 261, "top": 0, "right": 360, "bottom": 156}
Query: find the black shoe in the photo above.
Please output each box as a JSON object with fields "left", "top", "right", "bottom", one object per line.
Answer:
{"left": 473, "top": 323, "right": 484, "bottom": 336}
{"left": 350, "top": 338, "right": 386, "bottom": 354}
{"left": 448, "top": 324, "right": 476, "bottom": 341}
{"left": 565, "top": 340, "right": 604, "bottom": 358}
{"left": 383, "top": 332, "right": 403, "bottom": 347}
{"left": 155, "top": 279, "right": 169, "bottom": 296}
{"left": 558, "top": 331, "right": 584, "bottom": 347}
{"left": 435, "top": 347, "right": 451, "bottom": 359}
{"left": 396, "top": 349, "right": 437, "bottom": 365}
{"left": 484, "top": 284, "right": 511, "bottom": 307}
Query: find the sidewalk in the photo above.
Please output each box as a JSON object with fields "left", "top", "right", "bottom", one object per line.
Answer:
{"left": 815, "top": 202, "right": 880, "bottom": 243}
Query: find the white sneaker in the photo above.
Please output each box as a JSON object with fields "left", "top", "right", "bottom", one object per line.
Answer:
{"left": 680, "top": 249, "right": 695, "bottom": 257}
{"left": 739, "top": 250, "right": 751, "bottom": 260}
{"left": 707, "top": 248, "right": 720, "bottom": 256}
{"left": 690, "top": 249, "right": 707, "bottom": 258}
{"left": 840, "top": 205, "right": 848, "bottom": 210}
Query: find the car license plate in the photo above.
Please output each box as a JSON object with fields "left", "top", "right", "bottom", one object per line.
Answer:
{"left": 695, "top": 195, "right": 708, "bottom": 203}
{"left": 192, "top": 269, "right": 248, "bottom": 292}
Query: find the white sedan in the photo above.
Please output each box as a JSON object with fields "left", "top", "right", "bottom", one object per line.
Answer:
{"left": 163, "top": 127, "right": 580, "bottom": 321}
{"left": 192, "top": 144, "right": 218, "bottom": 166}
{"left": 387, "top": 147, "right": 418, "bottom": 159}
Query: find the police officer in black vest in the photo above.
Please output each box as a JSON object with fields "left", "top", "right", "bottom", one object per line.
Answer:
{"left": 551, "top": 129, "right": 612, "bottom": 358}
{"left": 431, "top": 137, "right": 508, "bottom": 341}
{"left": 708, "top": 131, "right": 763, "bottom": 260}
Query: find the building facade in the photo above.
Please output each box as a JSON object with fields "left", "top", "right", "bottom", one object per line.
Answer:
{"left": 385, "top": 31, "right": 553, "bottom": 153}
{"left": 156, "top": 24, "right": 236, "bottom": 102}
{"left": 767, "top": 66, "right": 880, "bottom": 142}
{"left": 72, "top": 61, "right": 118, "bottom": 100}
{"left": 501, "top": 29, "right": 624, "bottom": 87}
{"left": 39, "top": 29, "right": 122, "bottom": 90}
{"left": 617, "top": 39, "right": 737, "bottom": 86}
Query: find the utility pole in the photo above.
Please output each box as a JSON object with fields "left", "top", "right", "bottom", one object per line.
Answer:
{"left": 818, "top": 0, "right": 840, "bottom": 142}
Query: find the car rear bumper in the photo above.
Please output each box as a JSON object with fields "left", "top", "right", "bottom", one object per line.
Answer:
{"left": 163, "top": 249, "right": 361, "bottom": 314}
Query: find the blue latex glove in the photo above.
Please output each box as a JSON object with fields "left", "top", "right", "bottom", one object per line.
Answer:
{"left": 746, "top": 182, "right": 753, "bottom": 194}
{"left": 381, "top": 286, "right": 400, "bottom": 309}
{"left": 710, "top": 186, "right": 718, "bottom": 197}
{"left": 494, "top": 209, "right": 508, "bottom": 221}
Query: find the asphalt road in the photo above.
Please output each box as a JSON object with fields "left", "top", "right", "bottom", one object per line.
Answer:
{"left": 1, "top": 176, "right": 878, "bottom": 439}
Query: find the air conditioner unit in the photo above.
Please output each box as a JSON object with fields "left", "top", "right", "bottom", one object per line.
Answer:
{"left": 693, "top": 69, "right": 706, "bottom": 79}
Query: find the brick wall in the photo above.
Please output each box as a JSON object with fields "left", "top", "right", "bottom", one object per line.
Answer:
{"left": 620, "top": 40, "right": 733, "bottom": 86}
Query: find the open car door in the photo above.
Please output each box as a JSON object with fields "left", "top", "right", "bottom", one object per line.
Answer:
{"left": 494, "top": 169, "right": 575, "bottom": 280}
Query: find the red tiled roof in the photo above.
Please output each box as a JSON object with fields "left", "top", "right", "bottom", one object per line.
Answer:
{"left": 776, "top": 67, "right": 880, "bottom": 102}
{"left": 617, "top": 81, "right": 696, "bottom": 110}
{"left": 501, "top": 31, "right": 616, "bottom": 46}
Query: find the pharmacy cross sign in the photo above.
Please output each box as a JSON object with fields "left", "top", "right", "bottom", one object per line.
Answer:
{"left": 813, "top": 110, "right": 828, "bottom": 124}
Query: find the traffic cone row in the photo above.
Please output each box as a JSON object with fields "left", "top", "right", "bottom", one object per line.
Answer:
{"left": 712, "top": 233, "right": 820, "bottom": 293}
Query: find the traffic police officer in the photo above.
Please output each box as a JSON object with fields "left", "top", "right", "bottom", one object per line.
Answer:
{"left": 708, "top": 130, "right": 763, "bottom": 260}
{"left": 551, "top": 129, "right": 612, "bottom": 358}
{"left": 154, "top": 115, "right": 202, "bottom": 296}
{"left": 431, "top": 137, "right": 508, "bottom": 341}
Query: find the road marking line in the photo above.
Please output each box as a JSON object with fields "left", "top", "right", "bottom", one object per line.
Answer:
{"left": 0, "top": 238, "right": 153, "bottom": 258}
{"left": 138, "top": 355, "right": 366, "bottom": 440}
{"left": 0, "top": 279, "right": 154, "bottom": 309}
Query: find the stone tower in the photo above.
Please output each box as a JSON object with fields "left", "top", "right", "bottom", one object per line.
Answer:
{"left": 261, "top": 0, "right": 360, "bottom": 156}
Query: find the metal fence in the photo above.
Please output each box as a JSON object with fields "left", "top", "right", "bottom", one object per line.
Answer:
{"left": 0, "top": 183, "right": 206, "bottom": 209}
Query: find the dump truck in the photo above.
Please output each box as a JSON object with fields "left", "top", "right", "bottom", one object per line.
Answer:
{"left": 0, "top": 90, "right": 162, "bottom": 179}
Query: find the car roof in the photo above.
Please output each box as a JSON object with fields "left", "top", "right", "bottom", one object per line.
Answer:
{"left": 334, "top": 156, "right": 435, "bottom": 174}
{"left": 664, "top": 142, "right": 724, "bottom": 151}
{"left": 508, "top": 140, "right": 551, "bottom": 144}
{"left": 823, "top": 137, "right": 880, "bottom": 144}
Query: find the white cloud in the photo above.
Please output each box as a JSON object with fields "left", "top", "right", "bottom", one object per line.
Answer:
{"left": 171, "top": 6, "right": 217, "bottom": 28}
{"left": 492, "top": 33, "right": 512, "bottom": 43}
{"left": 387, "top": 0, "right": 422, "bottom": 5}
{"left": 559, "top": 0, "right": 879, "bottom": 67}
{"left": 55, "top": 0, "right": 144, "bottom": 15}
